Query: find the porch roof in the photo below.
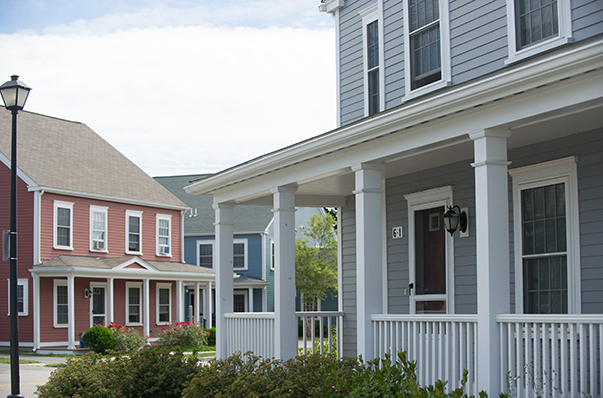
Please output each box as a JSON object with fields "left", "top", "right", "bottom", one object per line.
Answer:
{"left": 30, "top": 255, "right": 215, "bottom": 281}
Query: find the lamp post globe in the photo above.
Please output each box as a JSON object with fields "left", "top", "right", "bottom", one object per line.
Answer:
{"left": 1, "top": 74, "right": 31, "bottom": 398}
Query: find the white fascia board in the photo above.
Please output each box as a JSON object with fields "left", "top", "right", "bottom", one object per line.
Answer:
{"left": 29, "top": 267, "right": 215, "bottom": 281}
{"left": 185, "top": 39, "right": 603, "bottom": 199}
{"left": 318, "top": 0, "right": 344, "bottom": 13}
{"left": 28, "top": 186, "right": 188, "bottom": 211}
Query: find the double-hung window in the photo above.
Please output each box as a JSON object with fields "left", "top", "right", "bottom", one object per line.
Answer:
{"left": 126, "top": 282, "right": 142, "bottom": 325}
{"left": 361, "top": 4, "right": 382, "bottom": 116}
{"left": 54, "top": 201, "right": 74, "bottom": 250}
{"left": 54, "top": 279, "right": 68, "bottom": 327}
{"left": 198, "top": 242, "right": 213, "bottom": 267}
{"left": 233, "top": 241, "right": 247, "bottom": 270}
{"left": 196, "top": 239, "right": 248, "bottom": 270}
{"left": 126, "top": 210, "right": 143, "bottom": 254}
{"left": 7, "top": 279, "right": 28, "bottom": 316}
{"left": 510, "top": 157, "right": 580, "bottom": 314}
{"left": 156, "top": 214, "right": 172, "bottom": 256}
{"left": 156, "top": 283, "right": 171, "bottom": 325}
{"left": 403, "top": 0, "right": 450, "bottom": 98}
{"left": 90, "top": 206, "right": 108, "bottom": 252}
{"left": 505, "top": 0, "right": 571, "bottom": 63}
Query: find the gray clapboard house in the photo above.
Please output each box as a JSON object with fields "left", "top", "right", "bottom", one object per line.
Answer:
{"left": 185, "top": 0, "right": 603, "bottom": 396}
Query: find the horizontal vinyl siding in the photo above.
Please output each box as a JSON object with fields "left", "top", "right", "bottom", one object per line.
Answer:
{"left": 0, "top": 163, "right": 35, "bottom": 343}
{"left": 572, "top": 0, "right": 603, "bottom": 41}
{"left": 341, "top": 195, "right": 357, "bottom": 357}
{"left": 383, "top": 0, "right": 404, "bottom": 108}
{"left": 40, "top": 193, "right": 182, "bottom": 262}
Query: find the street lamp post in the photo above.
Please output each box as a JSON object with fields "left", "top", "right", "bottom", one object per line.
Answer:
{"left": 1, "top": 75, "right": 32, "bottom": 398}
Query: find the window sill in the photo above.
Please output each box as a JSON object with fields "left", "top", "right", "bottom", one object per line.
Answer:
{"left": 126, "top": 322, "right": 143, "bottom": 327}
{"left": 126, "top": 251, "right": 143, "bottom": 256}
{"left": 54, "top": 324, "right": 68, "bottom": 329}
{"left": 505, "top": 36, "right": 571, "bottom": 65}
{"left": 156, "top": 322, "right": 171, "bottom": 326}
{"left": 90, "top": 249, "right": 108, "bottom": 254}
{"left": 53, "top": 246, "right": 74, "bottom": 251}
{"left": 402, "top": 79, "right": 451, "bottom": 104}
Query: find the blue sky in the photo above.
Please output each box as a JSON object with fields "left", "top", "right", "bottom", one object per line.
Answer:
{"left": 0, "top": 0, "right": 336, "bottom": 175}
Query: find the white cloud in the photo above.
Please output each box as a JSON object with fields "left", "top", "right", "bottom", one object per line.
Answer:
{"left": 0, "top": 24, "right": 336, "bottom": 176}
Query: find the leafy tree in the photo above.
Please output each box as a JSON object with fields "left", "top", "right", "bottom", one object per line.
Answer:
{"left": 295, "top": 212, "right": 338, "bottom": 313}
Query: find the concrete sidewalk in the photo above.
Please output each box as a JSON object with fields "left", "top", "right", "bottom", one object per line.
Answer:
{"left": 0, "top": 353, "right": 68, "bottom": 397}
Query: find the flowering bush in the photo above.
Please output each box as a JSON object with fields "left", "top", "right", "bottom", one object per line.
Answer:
{"left": 156, "top": 321, "right": 208, "bottom": 351}
{"left": 108, "top": 322, "right": 147, "bottom": 353}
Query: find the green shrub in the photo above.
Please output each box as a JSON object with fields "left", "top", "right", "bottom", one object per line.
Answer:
{"left": 107, "top": 322, "right": 147, "bottom": 353}
{"left": 156, "top": 321, "right": 208, "bottom": 351}
{"left": 82, "top": 325, "right": 115, "bottom": 354}
{"left": 205, "top": 327, "right": 216, "bottom": 346}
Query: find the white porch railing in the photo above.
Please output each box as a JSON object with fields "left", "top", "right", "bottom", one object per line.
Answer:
{"left": 497, "top": 314, "right": 603, "bottom": 398}
{"left": 297, "top": 311, "right": 344, "bottom": 356}
{"left": 225, "top": 312, "right": 275, "bottom": 358}
{"left": 224, "top": 311, "right": 343, "bottom": 359}
{"left": 372, "top": 314, "right": 478, "bottom": 396}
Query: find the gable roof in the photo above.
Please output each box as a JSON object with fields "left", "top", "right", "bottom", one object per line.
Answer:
{"left": 154, "top": 174, "right": 274, "bottom": 235}
{"left": 0, "top": 109, "right": 186, "bottom": 209}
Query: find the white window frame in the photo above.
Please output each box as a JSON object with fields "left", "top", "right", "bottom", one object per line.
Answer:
{"left": 126, "top": 282, "right": 143, "bottom": 326}
{"left": 156, "top": 283, "right": 172, "bottom": 325}
{"left": 54, "top": 279, "right": 68, "bottom": 328}
{"left": 233, "top": 290, "right": 249, "bottom": 312}
{"left": 156, "top": 214, "right": 172, "bottom": 257}
{"left": 89, "top": 205, "right": 108, "bottom": 252}
{"left": 404, "top": 186, "right": 455, "bottom": 314}
{"left": 505, "top": 0, "right": 572, "bottom": 65}
{"left": 195, "top": 238, "right": 248, "bottom": 270}
{"left": 126, "top": 210, "right": 143, "bottom": 255}
{"left": 196, "top": 240, "right": 215, "bottom": 268}
{"left": 53, "top": 201, "right": 74, "bottom": 250}
{"left": 509, "top": 156, "right": 581, "bottom": 314}
{"left": 89, "top": 282, "right": 108, "bottom": 328}
{"left": 7, "top": 278, "right": 28, "bottom": 316}
{"left": 360, "top": 3, "right": 384, "bottom": 117}
{"left": 402, "top": 0, "right": 451, "bottom": 101}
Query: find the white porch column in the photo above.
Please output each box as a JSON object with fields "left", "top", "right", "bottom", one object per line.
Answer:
{"left": 107, "top": 277, "right": 114, "bottom": 324}
{"left": 248, "top": 287, "right": 253, "bottom": 312}
{"left": 177, "top": 280, "right": 184, "bottom": 322}
{"left": 143, "top": 279, "right": 150, "bottom": 340}
{"left": 194, "top": 282, "right": 200, "bottom": 324}
{"left": 33, "top": 273, "right": 40, "bottom": 351}
{"left": 271, "top": 184, "right": 298, "bottom": 360}
{"left": 214, "top": 202, "right": 235, "bottom": 359}
{"left": 67, "top": 275, "right": 76, "bottom": 349}
{"left": 352, "top": 162, "right": 384, "bottom": 360}
{"left": 208, "top": 282, "right": 213, "bottom": 328}
{"left": 470, "top": 129, "right": 511, "bottom": 394}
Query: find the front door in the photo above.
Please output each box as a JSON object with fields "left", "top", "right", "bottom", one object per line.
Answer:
{"left": 412, "top": 206, "right": 447, "bottom": 313}
{"left": 91, "top": 286, "right": 106, "bottom": 326}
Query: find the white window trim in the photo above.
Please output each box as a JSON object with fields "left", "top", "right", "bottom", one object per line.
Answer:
{"left": 156, "top": 283, "right": 172, "bottom": 325}
{"left": 402, "top": 0, "right": 451, "bottom": 102}
{"left": 7, "top": 278, "right": 28, "bottom": 316}
{"left": 53, "top": 279, "right": 68, "bottom": 328}
{"left": 509, "top": 156, "right": 581, "bottom": 314}
{"left": 53, "top": 201, "right": 74, "bottom": 250}
{"left": 89, "top": 205, "right": 108, "bottom": 253}
{"left": 505, "top": 0, "right": 572, "bottom": 65}
{"left": 196, "top": 238, "right": 248, "bottom": 270}
{"left": 404, "top": 186, "right": 455, "bottom": 314}
{"left": 126, "top": 210, "right": 143, "bottom": 255}
{"left": 233, "top": 290, "right": 249, "bottom": 312}
{"left": 156, "top": 214, "right": 172, "bottom": 257}
{"left": 126, "top": 282, "right": 143, "bottom": 326}
{"left": 360, "top": 3, "right": 385, "bottom": 116}
{"left": 196, "top": 240, "right": 215, "bottom": 268}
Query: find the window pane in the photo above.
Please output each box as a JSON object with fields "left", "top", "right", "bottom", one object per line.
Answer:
{"left": 233, "top": 294, "right": 246, "bottom": 312}
{"left": 56, "top": 285, "right": 68, "bottom": 324}
{"left": 516, "top": 0, "right": 559, "bottom": 49}
{"left": 128, "top": 216, "right": 140, "bottom": 252}
{"left": 17, "top": 285, "right": 24, "bottom": 313}
{"left": 57, "top": 208, "right": 71, "bottom": 246}
{"left": 524, "top": 256, "right": 567, "bottom": 314}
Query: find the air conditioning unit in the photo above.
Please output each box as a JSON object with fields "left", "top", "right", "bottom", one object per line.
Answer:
{"left": 93, "top": 239, "right": 105, "bottom": 250}
{"left": 159, "top": 245, "right": 170, "bottom": 255}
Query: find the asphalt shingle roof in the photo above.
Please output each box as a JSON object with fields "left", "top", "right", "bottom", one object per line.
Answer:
{"left": 0, "top": 109, "right": 185, "bottom": 208}
{"left": 154, "top": 175, "right": 275, "bottom": 235}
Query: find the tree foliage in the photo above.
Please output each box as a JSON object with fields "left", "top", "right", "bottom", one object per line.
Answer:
{"left": 295, "top": 213, "right": 338, "bottom": 309}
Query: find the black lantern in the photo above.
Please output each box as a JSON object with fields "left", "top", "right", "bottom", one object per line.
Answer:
{"left": 442, "top": 205, "right": 467, "bottom": 236}
{"left": 0, "top": 75, "right": 31, "bottom": 111}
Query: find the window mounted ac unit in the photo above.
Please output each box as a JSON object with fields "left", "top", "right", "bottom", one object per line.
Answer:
{"left": 93, "top": 239, "right": 105, "bottom": 250}
{"left": 160, "top": 245, "right": 170, "bottom": 255}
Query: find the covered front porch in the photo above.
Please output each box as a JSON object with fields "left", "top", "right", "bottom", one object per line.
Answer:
{"left": 185, "top": 39, "right": 603, "bottom": 395}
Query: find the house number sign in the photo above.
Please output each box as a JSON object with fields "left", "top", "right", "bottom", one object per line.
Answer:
{"left": 392, "top": 226, "right": 403, "bottom": 239}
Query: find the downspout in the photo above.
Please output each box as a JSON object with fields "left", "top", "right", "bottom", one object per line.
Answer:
{"left": 180, "top": 210, "right": 185, "bottom": 263}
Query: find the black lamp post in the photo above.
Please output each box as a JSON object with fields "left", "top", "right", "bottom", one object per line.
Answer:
{"left": 1, "top": 75, "right": 31, "bottom": 398}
